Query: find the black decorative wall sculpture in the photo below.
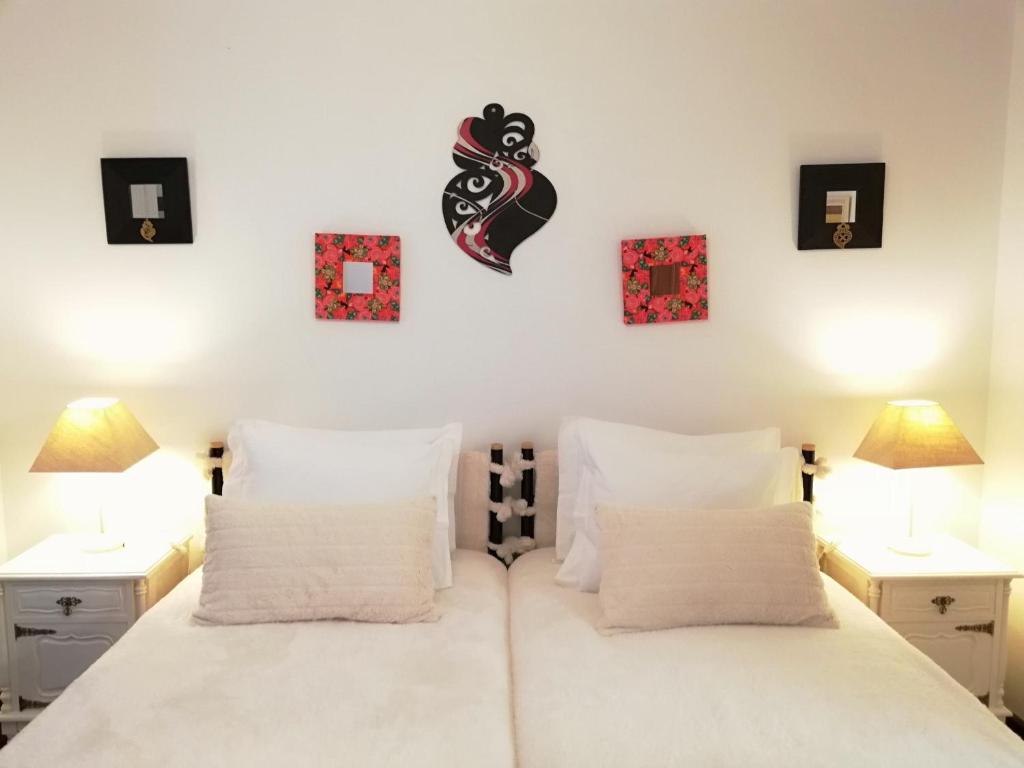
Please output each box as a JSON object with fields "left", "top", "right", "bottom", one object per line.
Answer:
{"left": 442, "top": 103, "right": 557, "bottom": 275}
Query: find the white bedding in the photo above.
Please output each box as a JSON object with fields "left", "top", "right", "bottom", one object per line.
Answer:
{"left": 509, "top": 548, "right": 1024, "bottom": 768}
{"left": 0, "top": 550, "right": 515, "bottom": 768}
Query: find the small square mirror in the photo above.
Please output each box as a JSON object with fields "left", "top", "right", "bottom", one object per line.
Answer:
{"left": 649, "top": 264, "right": 680, "bottom": 297}
{"left": 343, "top": 261, "right": 374, "bottom": 294}
{"left": 129, "top": 184, "right": 166, "bottom": 220}
{"left": 825, "top": 190, "right": 857, "bottom": 224}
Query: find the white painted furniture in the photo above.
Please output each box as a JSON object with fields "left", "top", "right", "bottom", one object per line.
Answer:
{"left": 0, "top": 534, "right": 189, "bottom": 737}
{"left": 821, "top": 534, "right": 1020, "bottom": 718}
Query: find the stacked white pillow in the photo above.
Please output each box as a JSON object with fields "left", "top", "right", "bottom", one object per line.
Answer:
{"left": 556, "top": 418, "right": 783, "bottom": 559}
{"left": 223, "top": 419, "right": 462, "bottom": 589}
{"left": 556, "top": 418, "right": 800, "bottom": 592}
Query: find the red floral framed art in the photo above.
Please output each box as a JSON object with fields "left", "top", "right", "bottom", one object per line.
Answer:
{"left": 621, "top": 235, "right": 708, "bottom": 325}
{"left": 315, "top": 233, "right": 400, "bottom": 322}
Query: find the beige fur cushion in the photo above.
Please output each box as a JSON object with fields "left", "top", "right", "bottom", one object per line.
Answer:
{"left": 597, "top": 501, "right": 837, "bottom": 632}
{"left": 195, "top": 495, "right": 439, "bottom": 625}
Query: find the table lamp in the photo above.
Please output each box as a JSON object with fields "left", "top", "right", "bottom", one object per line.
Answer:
{"left": 853, "top": 400, "right": 982, "bottom": 556}
{"left": 30, "top": 398, "right": 158, "bottom": 552}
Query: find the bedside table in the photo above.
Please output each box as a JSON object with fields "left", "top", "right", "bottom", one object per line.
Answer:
{"left": 821, "top": 535, "right": 1020, "bottom": 719}
{"left": 0, "top": 534, "right": 190, "bottom": 736}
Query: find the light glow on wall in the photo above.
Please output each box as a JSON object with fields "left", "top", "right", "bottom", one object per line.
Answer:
{"left": 50, "top": 299, "right": 201, "bottom": 381}
{"left": 812, "top": 311, "right": 946, "bottom": 393}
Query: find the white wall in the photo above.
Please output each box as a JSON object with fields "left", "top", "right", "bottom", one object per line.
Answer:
{"left": 0, "top": 0, "right": 1015, "bottom": 558}
{"left": 982, "top": 0, "right": 1024, "bottom": 717}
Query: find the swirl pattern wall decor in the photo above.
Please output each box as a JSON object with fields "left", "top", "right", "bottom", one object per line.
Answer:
{"left": 441, "top": 103, "right": 557, "bottom": 275}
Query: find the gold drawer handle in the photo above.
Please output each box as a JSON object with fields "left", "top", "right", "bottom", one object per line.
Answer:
{"left": 56, "top": 596, "right": 82, "bottom": 616}
{"left": 931, "top": 595, "right": 956, "bottom": 614}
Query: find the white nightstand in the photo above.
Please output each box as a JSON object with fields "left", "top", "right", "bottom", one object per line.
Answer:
{"left": 821, "top": 534, "right": 1020, "bottom": 719}
{"left": 0, "top": 534, "right": 190, "bottom": 737}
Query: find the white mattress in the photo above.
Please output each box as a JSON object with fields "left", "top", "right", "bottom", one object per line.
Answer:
{"left": 0, "top": 550, "right": 515, "bottom": 768}
{"left": 509, "top": 548, "right": 1024, "bottom": 768}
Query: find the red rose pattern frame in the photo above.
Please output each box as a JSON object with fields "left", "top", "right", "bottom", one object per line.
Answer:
{"left": 621, "top": 235, "right": 708, "bottom": 324}
{"left": 315, "top": 233, "right": 401, "bottom": 322}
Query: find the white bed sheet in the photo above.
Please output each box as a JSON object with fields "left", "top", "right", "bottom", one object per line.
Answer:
{"left": 0, "top": 550, "right": 515, "bottom": 768}
{"left": 509, "top": 548, "right": 1024, "bottom": 768}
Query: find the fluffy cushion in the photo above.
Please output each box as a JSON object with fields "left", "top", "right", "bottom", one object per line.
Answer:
{"left": 556, "top": 418, "right": 781, "bottom": 560}
{"left": 597, "top": 501, "right": 837, "bottom": 632}
{"left": 195, "top": 495, "right": 439, "bottom": 625}
{"left": 557, "top": 442, "right": 801, "bottom": 592}
{"left": 222, "top": 420, "right": 462, "bottom": 589}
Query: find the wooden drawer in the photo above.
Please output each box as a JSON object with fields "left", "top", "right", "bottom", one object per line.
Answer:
{"left": 880, "top": 581, "right": 996, "bottom": 625}
{"left": 7, "top": 581, "right": 134, "bottom": 624}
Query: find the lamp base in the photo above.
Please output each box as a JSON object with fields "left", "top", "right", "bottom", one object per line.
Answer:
{"left": 888, "top": 537, "right": 932, "bottom": 557}
{"left": 79, "top": 534, "right": 125, "bottom": 554}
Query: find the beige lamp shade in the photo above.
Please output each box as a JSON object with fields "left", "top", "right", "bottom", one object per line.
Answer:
{"left": 30, "top": 398, "right": 158, "bottom": 473}
{"left": 854, "top": 400, "right": 982, "bottom": 470}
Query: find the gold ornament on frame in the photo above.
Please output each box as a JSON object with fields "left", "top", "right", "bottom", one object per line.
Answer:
{"left": 832, "top": 222, "right": 853, "bottom": 249}
{"left": 139, "top": 218, "right": 157, "bottom": 243}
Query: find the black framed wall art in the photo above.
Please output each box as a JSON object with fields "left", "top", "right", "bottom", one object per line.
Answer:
{"left": 797, "top": 163, "right": 885, "bottom": 250}
{"left": 100, "top": 158, "right": 193, "bottom": 244}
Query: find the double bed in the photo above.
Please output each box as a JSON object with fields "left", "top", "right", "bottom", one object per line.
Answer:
{"left": 0, "top": 429, "right": 1022, "bottom": 767}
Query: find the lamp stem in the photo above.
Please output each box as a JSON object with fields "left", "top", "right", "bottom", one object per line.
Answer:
{"left": 889, "top": 468, "right": 930, "bottom": 556}
{"left": 81, "top": 475, "right": 124, "bottom": 553}
{"left": 97, "top": 472, "right": 111, "bottom": 534}
{"left": 907, "top": 483, "right": 915, "bottom": 539}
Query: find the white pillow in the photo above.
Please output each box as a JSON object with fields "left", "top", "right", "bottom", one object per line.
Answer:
{"left": 195, "top": 495, "right": 439, "bottom": 625}
{"left": 223, "top": 420, "right": 462, "bottom": 589}
{"left": 556, "top": 444, "right": 801, "bottom": 592}
{"left": 597, "top": 501, "right": 836, "bottom": 632}
{"left": 556, "top": 418, "right": 782, "bottom": 560}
